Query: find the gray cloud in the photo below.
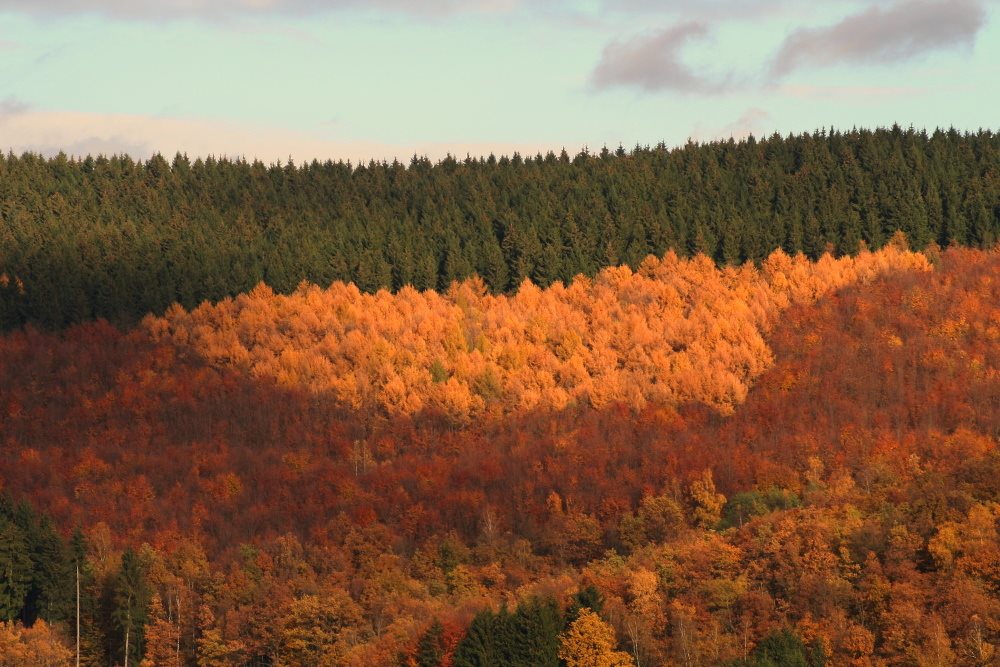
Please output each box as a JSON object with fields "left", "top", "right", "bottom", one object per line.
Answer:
{"left": 0, "top": 0, "right": 523, "bottom": 20}
{"left": 18, "top": 135, "right": 153, "bottom": 159}
{"left": 0, "top": 96, "right": 30, "bottom": 121}
{"left": 590, "top": 22, "right": 729, "bottom": 93}
{"left": 689, "top": 107, "right": 772, "bottom": 143}
{"left": 719, "top": 107, "right": 771, "bottom": 138}
{"left": 770, "top": 0, "right": 986, "bottom": 77}
{"left": 602, "top": 0, "right": 796, "bottom": 21}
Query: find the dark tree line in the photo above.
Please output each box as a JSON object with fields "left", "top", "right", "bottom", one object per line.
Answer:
{"left": 0, "top": 497, "right": 150, "bottom": 666}
{"left": 1, "top": 124, "right": 997, "bottom": 329}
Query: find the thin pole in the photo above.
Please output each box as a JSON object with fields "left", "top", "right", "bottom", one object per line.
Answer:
{"left": 76, "top": 563, "right": 80, "bottom": 667}
{"left": 124, "top": 595, "right": 132, "bottom": 667}
{"left": 176, "top": 592, "right": 181, "bottom": 667}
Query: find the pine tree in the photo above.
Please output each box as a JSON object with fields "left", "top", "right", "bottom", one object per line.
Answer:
{"left": 0, "top": 518, "right": 31, "bottom": 623}
{"left": 964, "top": 180, "right": 994, "bottom": 247}
{"left": 839, "top": 205, "right": 863, "bottom": 255}
{"left": 452, "top": 610, "right": 500, "bottom": 667}
{"left": 720, "top": 218, "right": 743, "bottom": 265}
{"left": 748, "top": 628, "right": 826, "bottom": 667}
{"left": 507, "top": 598, "right": 563, "bottom": 667}
{"left": 112, "top": 549, "right": 150, "bottom": 667}
{"left": 21, "top": 515, "right": 74, "bottom": 626}
{"left": 70, "top": 531, "right": 102, "bottom": 667}
{"left": 415, "top": 619, "right": 445, "bottom": 667}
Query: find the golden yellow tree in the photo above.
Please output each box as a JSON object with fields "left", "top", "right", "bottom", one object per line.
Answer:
{"left": 688, "top": 469, "right": 726, "bottom": 529}
{"left": 140, "top": 594, "right": 179, "bottom": 667}
{"left": 277, "top": 590, "right": 362, "bottom": 667}
{"left": 0, "top": 619, "right": 73, "bottom": 667}
{"left": 195, "top": 604, "right": 245, "bottom": 667}
{"left": 559, "top": 608, "right": 634, "bottom": 667}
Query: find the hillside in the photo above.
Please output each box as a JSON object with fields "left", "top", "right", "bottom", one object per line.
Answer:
{"left": 1, "top": 126, "right": 997, "bottom": 329}
{"left": 142, "top": 243, "right": 927, "bottom": 418}
{"left": 2, "top": 246, "right": 999, "bottom": 664}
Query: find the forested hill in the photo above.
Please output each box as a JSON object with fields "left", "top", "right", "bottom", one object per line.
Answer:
{"left": 1, "top": 125, "right": 997, "bottom": 329}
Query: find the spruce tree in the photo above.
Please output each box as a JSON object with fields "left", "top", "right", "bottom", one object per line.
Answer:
{"left": 415, "top": 619, "right": 446, "bottom": 667}
{"left": 0, "top": 516, "right": 31, "bottom": 622}
{"left": 112, "top": 549, "right": 151, "bottom": 667}
{"left": 453, "top": 610, "right": 499, "bottom": 667}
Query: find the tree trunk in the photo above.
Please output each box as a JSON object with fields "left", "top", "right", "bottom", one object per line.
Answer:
{"left": 124, "top": 603, "right": 131, "bottom": 667}
{"left": 76, "top": 564, "right": 80, "bottom": 667}
{"left": 176, "top": 592, "right": 182, "bottom": 667}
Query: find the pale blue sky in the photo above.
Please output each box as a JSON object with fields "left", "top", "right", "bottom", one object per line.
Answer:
{"left": 0, "top": 0, "right": 996, "bottom": 162}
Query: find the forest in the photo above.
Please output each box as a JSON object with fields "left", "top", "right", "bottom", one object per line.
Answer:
{"left": 0, "top": 125, "right": 997, "bottom": 330}
{"left": 2, "top": 224, "right": 1000, "bottom": 664}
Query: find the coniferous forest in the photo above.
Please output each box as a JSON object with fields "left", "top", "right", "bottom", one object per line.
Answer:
{"left": 1, "top": 126, "right": 997, "bottom": 329}
{"left": 1, "top": 126, "right": 1000, "bottom": 666}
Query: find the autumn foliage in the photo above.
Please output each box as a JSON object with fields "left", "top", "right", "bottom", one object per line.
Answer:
{"left": 144, "top": 244, "right": 928, "bottom": 418}
{"left": 2, "top": 245, "right": 999, "bottom": 665}
{"left": 0, "top": 620, "right": 73, "bottom": 666}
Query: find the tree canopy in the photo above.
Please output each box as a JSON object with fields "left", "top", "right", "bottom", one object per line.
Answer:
{"left": 1, "top": 126, "right": 996, "bottom": 329}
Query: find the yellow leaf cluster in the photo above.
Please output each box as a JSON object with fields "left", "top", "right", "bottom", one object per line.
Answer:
{"left": 559, "top": 609, "right": 634, "bottom": 667}
{"left": 145, "top": 246, "right": 929, "bottom": 420}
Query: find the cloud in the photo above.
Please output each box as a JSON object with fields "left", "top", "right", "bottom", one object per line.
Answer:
{"left": 0, "top": 106, "right": 573, "bottom": 164}
{"left": 590, "top": 22, "right": 729, "bottom": 93}
{"left": 719, "top": 107, "right": 771, "bottom": 138}
{"left": 770, "top": 0, "right": 986, "bottom": 78}
{"left": 0, "top": 96, "right": 30, "bottom": 120}
{"left": 690, "top": 107, "right": 772, "bottom": 142}
{"left": 781, "top": 84, "right": 928, "bottom": 99}
{"left": 602, "top": 0, "right": 798, "bottom": 21}
{"left": 0, "top": 0, "right": 523, "bottom": 20}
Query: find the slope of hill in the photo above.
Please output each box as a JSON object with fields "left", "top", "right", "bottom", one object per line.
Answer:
{"left": 1, "top": 126, "right": 996, "bottom": 329}
{"left": 2, "top": 247, "right": 999, "bottom": 664}
{"left": 143, "top": 243, "right": 928, "bottom": 418}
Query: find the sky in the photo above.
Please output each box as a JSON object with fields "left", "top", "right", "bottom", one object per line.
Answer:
{"left": 0, "top": 0, "right": 996, "bottom": 164}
